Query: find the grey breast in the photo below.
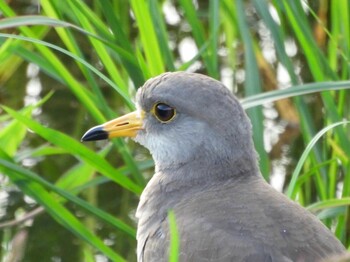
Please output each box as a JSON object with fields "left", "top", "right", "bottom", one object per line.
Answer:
{"left": 133, "top": 72, "right": 346, "bottom": 262}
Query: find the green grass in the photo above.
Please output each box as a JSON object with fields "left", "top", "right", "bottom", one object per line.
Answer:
{"left": 168, "top": 210, "right": 180, "bottom": 262}
{"left": 0, "top": 1, "right": 349, "bottom": 260}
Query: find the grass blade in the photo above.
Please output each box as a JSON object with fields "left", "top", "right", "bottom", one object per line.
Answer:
{"left": 2, "top": 105, "right": 143, "bottom": 194}
{"left": 235, "top": 0, "right": 269, "bottom": 179}
{"left": 287, "top": 121, "right": 350, "bottom": 199}
{"left": 0, "top": 154, "right": 125, "bottom": 262}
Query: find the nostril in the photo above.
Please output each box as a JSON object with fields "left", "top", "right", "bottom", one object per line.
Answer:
{"left": 116, "top": 122, "right": 129, "bottom": 127}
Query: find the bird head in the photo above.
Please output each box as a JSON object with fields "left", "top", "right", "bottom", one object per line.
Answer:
{"left": 82, "top": 72, "right": 256, "bottom": 171}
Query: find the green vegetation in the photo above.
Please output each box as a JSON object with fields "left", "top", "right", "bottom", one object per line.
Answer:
{"left": 0, "top": 0, "right": 349, "bottom": 261}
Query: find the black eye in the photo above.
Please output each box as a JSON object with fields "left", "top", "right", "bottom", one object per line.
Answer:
{"left": 153, "top": 103, "right": 176, "bottom": 122}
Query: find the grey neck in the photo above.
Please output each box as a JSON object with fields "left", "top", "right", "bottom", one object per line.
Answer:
{"left": 156, "top": 149, "right": 260, "bottom": 192}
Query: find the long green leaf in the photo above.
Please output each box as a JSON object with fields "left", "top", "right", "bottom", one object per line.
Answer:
{"left": 241, "top": 81, "right": 350, "bottom": 109}
{"left": 0, "top": 33, "right": 134, "bottom": 108}
{"left": 307, "top": 198, "right": 350, "bottom": 213}
{"left": 0, "top": 15, "right": 103, "bottom": 41}
{"left": 168, "top": 210, "right": 179, "bottom": 262}
{"left": 236, "top": 0, "right": 268, "bottom": 178}
{"left": 130, "top": 0, "right": 164, "bottom": 75}
{"left": 0, "top": 154, "right": 125, "bottom": 262}
{"left": 287, "top": 121, "right": 350, "bottom": 199}
{"left": 2, "top": 105, "right": 142, "bottom": 194}
{"left": 0, "top": 157, "right": 136, "bottom": 238}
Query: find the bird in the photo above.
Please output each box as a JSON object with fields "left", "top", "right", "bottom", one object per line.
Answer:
{"left": 82, "top": 72, "right": 346, "bottom": 262}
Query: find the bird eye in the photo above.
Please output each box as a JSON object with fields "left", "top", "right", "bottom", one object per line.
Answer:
{"left": 153, "top": 103, "right": 176, "bottom": 123}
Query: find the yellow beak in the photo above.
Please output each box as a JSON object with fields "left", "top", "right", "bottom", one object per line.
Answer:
{"left": 81, "top": 110, "right": 145, "bottom": 141}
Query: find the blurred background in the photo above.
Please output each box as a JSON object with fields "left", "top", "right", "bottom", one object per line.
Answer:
{"left": 0, "top": 0, "right": 349, "bottom": 261}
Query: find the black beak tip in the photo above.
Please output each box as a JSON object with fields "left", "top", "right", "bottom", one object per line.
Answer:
{"left": 81, "top": 126, "right": 109, "bottom": 142}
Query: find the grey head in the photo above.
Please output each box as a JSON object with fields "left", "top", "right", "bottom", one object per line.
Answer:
{"left": 133, "top": 72, "right": 259, "bottom": 178}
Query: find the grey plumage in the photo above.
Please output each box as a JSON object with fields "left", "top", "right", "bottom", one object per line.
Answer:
{"left": 82, "top": 72, "right": 346, "bottom": 261}
{"left": 133, "top": 72, "right": 345, "bottom": 261}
